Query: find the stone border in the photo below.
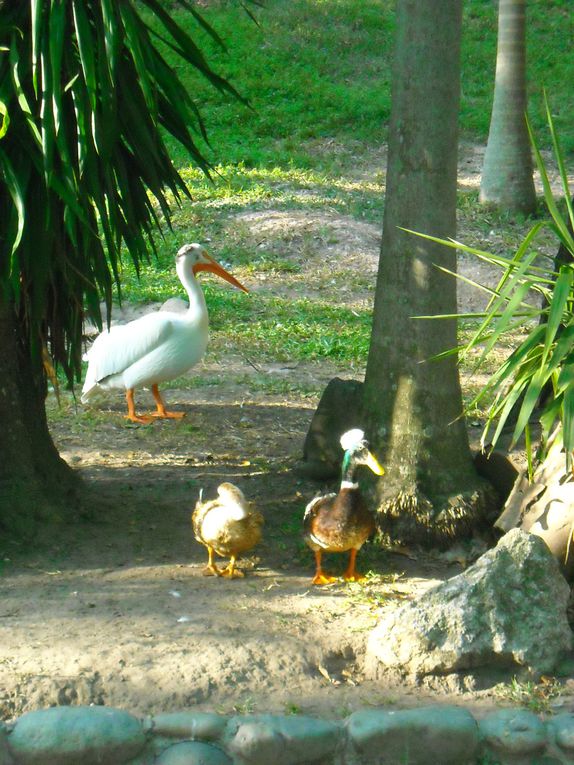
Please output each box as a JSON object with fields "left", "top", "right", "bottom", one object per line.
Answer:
{"left": 2, "top": 705, "right": 574, "bottom": 764}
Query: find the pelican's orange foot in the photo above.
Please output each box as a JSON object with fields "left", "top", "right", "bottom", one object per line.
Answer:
{"left": 151, "top": 410, "right": 186, "bottom": 420}
{"left": 312, "top": 572, "right": 338, "bottom": 586}
{"left": 124, "top": 413, "right": 154, "bottom": 424}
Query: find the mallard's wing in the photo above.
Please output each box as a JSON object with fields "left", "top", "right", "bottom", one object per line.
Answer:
{"left": 303, "top": 492, "right": 336, "bottom": 543}
{"left": 303, "top": 493, "right": 336, "bottom": 523}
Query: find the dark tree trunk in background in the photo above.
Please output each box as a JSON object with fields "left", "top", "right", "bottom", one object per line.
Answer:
{"left": 363, "top": 0, "right": 496, "bottom": 549}
{"left": 0, "top": 298, "right": 80, "bottom": 535}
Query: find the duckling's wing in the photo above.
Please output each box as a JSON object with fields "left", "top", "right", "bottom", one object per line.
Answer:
{"left": 247, "top": 504, "right": 264, "bottom": 527}
{"left": 192, "top": 499, "right": 219, "bottom": 543}
{"left": 248, "top": 509, "right": 265, "bottom": 539}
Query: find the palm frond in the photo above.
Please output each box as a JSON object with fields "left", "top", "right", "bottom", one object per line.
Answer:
{"left": 0, "top": 0, "right": 247, "bottom": 385}
{"left": 406, "top": 101, "right": 574, "bottom": 465}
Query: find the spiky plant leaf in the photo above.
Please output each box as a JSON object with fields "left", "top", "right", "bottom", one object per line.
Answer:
{"left": 407, "top": 101, "right": 574, "bottom": 466}
{"left": 0, "top": 0, "right": 250, "bottom": 385}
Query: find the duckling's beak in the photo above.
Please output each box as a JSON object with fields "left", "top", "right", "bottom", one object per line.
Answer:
{"left": 365, "top": 451, "right": 385, "bottom": 476}
{"left": 193, "top": 253, "right": 249, "bottom": 293}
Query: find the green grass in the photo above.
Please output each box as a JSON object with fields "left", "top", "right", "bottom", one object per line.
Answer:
{"left": 153, "top": 0, "right": 574, "bottom": 170}
{"left": 157, "top": 0, "right": 394, "bottom": 172}
{"left": 119, "top": 257, "right": 371, "bottom": 364}
{"left": 99, "top": 0, "right": 573, "bottom": 379}
{"left": 494, "top": 675, "right": 563, "bottom": 714}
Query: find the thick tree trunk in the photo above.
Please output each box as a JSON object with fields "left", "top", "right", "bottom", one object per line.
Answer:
{"left": 363, "top": 0, "right": 496, "bottom": 549}
{"left": 479, "top": 0, "right": 536, "bottom": 215}
{"left": 0, "top": 297, "right": 81, "bottom": 536}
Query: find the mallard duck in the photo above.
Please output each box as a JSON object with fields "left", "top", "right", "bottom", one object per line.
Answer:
{"left": 192, "top": 483, "right": 264, "bottom": 578}
{"left": 303, "top": 429, "right": 384, "bottom": 585}
{"left": 81, "top": 244, "right": 248, "bottom": 423}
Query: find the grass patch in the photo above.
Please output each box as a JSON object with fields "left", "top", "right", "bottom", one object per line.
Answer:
{"left": 151, "top": 0, "right": 574, "bottom": 173}
{"left": 156, "top": 0, "right": 394, "bottom": 172}
{"left": 494, "top": 675, "right": 563, "bottom": 714}
{"left": 82, "top": 1, "right": 572, "bottom": 388}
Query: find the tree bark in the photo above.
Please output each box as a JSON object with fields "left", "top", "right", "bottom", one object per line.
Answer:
{"left": 0, "top": 297, "right": 81, "bottom": 536}
{"left": 363, "top": 0, "right": 496, "bottom": 549}
{"left": 479, "top": 0, "right": 536, "bottom": 215}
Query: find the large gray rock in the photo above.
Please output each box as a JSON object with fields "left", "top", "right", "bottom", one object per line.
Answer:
{"left": 366, "top": 529, "right": 572, "bottom": 680}
{"left": 347, "top": 706, "right": 478, "bottom": 765}
{"left": 7, "top": 706, "right": 146, "bottom": 765}
{"left": 225, "top": 714, "right": 341, "bottom": 765}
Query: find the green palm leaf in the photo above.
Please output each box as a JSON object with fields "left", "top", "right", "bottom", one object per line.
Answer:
{"left": 0, "top": 0, "right": 248, "bottom": 384}
{"left": 407, "top": 103, "right": 574, "bottom": 467}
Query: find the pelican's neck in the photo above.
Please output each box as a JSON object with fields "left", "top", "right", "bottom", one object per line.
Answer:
{"left": 177, "top": 260, "right": 207, "bottom": 317}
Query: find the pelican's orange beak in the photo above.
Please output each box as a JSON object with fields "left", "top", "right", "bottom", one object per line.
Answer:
{"left": 193, "top": 254, "right": 249, "bottom": 293}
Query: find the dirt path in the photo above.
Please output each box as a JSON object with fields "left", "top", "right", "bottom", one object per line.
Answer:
{"left": 0, "top": 380, "right": 511, "bottom": 722}
{"left": 1, "top": 145, "right": 572, "bottom": 722}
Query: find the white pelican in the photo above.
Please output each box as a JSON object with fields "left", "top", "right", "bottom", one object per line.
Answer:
{"left": 81, "top": 243, "right": 248, "bottom": 423}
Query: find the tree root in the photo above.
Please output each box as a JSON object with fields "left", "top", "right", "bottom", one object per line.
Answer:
{"left": 376, "top": 484, "right": 499, "bottom": 550}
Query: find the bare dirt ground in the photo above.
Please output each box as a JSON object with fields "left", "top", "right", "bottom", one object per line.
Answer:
{"left": 1, "top": 146, "right": 572, "bottom": 723}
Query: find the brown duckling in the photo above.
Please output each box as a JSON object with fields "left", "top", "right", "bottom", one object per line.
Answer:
{"left": 303, "top": 429, "right": 384, "bottom": 585}
{"left": 192, "top": 482, "right": 263, "bottom": 578}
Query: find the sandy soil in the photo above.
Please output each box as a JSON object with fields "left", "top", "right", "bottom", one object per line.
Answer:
{"left": 1, "top": 145, "right": 572, "bottom": 723}
{"left": 0, "top": 380, "right": 467, "bottom": 721}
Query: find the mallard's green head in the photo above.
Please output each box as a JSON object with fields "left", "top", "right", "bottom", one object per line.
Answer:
{"left": 340, "top": 429, "right": 384, "bottom": 478}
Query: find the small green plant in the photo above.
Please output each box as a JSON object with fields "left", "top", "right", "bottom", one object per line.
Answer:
{"left": 232, "top": 696, "right": 257, "bottom": 715}
{"left": 495, "top": 675, "right": 563, "bottom": 714}
{"left": 344, "top": 571, "right": 409, "bottom": 612}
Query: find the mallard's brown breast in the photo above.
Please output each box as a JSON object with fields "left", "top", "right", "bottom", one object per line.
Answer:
{"left": 304, "top": 488, "right": 374, "bottom": 552}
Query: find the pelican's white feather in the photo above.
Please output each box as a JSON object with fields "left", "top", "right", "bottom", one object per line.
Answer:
{"left": 80, "top": 243, "right": 245, "bottom": 411}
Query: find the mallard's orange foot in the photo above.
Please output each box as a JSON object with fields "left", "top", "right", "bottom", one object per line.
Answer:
{"left": 202, "top": 565, "right": 221, "bottom": 577}
{"left": 312, "top": 572, "right": 338, "bottom": 586}
{"left": 151, "top": 411, "right": 186, "bottom": 419}
{"left": 343, "top": 573, "right": 367, "bottom": 583}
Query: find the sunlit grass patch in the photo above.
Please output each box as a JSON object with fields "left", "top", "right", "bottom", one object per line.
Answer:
{"left": 174, "top": 163, "right": 385, "bottom": 226}
{"left": 208, "top": 294, "right": 372, "bottom": 364}
{"left": 494, "top": 675, "right": 563, "bottom": 714}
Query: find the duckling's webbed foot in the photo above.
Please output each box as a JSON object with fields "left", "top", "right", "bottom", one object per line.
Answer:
{"left": 202, "top": 547, "right": 222, "bottom": 576}
{"left": 311, "top": 550, "right": 338, "bottom": 586}
{"left": 221, "top": 557, "right": 244, "bottom": 578}
{"left": 202, "top": 565, "right": 221, "bottom": 577}
{"left": 312, "top": 571, "right": 338, "bottom": 586}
